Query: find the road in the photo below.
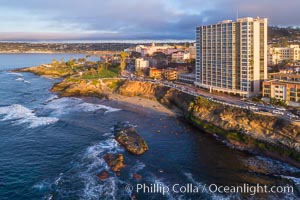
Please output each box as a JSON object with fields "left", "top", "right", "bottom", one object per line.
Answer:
{"left": 125, "top": 76, "right": 299, "bottom": 122}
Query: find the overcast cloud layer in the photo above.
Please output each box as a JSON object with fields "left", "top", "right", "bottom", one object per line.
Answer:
{"left": 0, "top": 0, "right": 299, "bottom": 41}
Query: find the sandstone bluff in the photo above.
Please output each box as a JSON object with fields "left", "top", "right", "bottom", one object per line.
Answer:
{"left": 17, "top": 65, "right": 300, "bottom": 167}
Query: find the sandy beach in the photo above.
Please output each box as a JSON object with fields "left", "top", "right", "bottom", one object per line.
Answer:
{"left": 108, "top": 95, "right": 179, "bottom": 116}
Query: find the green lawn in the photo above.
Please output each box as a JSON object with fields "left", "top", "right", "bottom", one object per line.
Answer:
{"left": 81, "top": 67, "right": 120, "bottom": 79}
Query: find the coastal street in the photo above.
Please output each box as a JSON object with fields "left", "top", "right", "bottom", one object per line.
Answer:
{"left": 123, "top": 76, "right": 300, "bottom": 122}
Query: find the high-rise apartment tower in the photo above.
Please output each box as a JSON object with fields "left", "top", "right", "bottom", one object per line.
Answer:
{"left": 195, "top": 17, "right": 268, "bottom": 97}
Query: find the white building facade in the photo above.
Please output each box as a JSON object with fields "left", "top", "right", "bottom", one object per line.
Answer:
{"left": 171, "top": 51, "right": 190, "bottom": 63}
{"left": 195, "top": 17, "right": 268, "bottom": 97}
{"left": 268, "top": 45, "right": 300, "bottom": 65}
{"left": 135, "top": 58, "right": 149, "bottom": 71}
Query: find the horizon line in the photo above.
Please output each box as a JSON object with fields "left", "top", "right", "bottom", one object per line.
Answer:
{"left": 0, "top": 39, "right": 195, "bottom": 44}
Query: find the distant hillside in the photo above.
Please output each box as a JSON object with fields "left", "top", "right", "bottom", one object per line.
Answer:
{"left": 268, "top": 26, "right": 300, "bottom": 46}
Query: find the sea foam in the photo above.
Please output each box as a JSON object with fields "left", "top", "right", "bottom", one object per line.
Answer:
{"left": 44, "top": 97, "right": 121, "bottom": 116}
{"left": 242, "top": 156, "right": 300, "bottom": 175}
{"left": 15, "top": 77, "right": 24, "bottom": 82}
{"left": 0, "top": 104, "right": 59, "bottom": 128}
{"left": 7, "top": 72, "right": 23, "bottom": 77}
{"left": 79, "top": 139, "right": 125, "bottom": 200}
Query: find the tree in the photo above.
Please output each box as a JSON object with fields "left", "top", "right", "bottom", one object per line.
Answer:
{"left": 120, "top": 51, "right": 129, "bottom": 72}
{"left": 52, "top": 59, "right": 59, "bottom": 70}
{"left": 270, "top": 97, "right": 287, "bottom": 107}
{"left": 66, "top": 59, "right": 75, "bottom": 69}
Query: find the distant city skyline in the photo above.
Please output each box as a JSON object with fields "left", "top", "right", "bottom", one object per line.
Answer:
{"left": 0, "top": 0, "right": 299, "bottom": 41}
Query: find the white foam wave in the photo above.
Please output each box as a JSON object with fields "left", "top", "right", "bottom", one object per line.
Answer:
{"left": 45, "top": 194, "right": 53, "bottom": 200}
{"left": 0, "top": 104, "right": 59, "bottom": 128}
{"left": 184, "top": 172, "right": 235, "bottom": 200}
{"left": 44, "top": 95, "right": 59, "bottom": 104}
{"left": 130, "top": 160, "right": 146, "bottom": 175}
{"left": 7, "top": 72, "right": 23, "bottom": 77}
{"left": 142, "top": 175, "right": 177, "bottom": 200}
{"left": 280, "top": 175, "right": 300, "bottom": 189}
{"left": 33, "top": 180, "right": 52, "bottom": 192}
{"left": 15, "top": 77, "right": 24, "bottom": 81}
{"left": 14, "top": 77, "right": 30, "bottom": 83}
{"left": 79, "top": 138, "right": 125, "bottom": 200}
{"left": 44, "top": 97, "right": 121, "bottom": 116}
{"left": 242, "top": 156, "right": 300, "bottom": 175}
{"left": 155, "top": 179, "right": 177, "bottom": 200}
{"left": 54, "top": 173, "right": 64, "bottom": 186}
{"left": 102, "top": 132, "right": 114, "bottom": 137}
{"left": 42, "top": 138, "right": 125, "bottom": 200}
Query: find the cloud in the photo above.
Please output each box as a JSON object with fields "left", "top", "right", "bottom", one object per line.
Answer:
{"left": 0, "top": 0, "right": 299, "bottom": 41}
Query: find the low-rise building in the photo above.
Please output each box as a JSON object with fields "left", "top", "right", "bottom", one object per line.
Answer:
{"left": 171, "top": 51, "right": 190, "bottom": 63}
{"left": 263, "top": 80, "right": 300, "bottom": 103}
{"left": 149, "top": 68, "right": 162, "bottom": 79}
{"left": 144, "top": 57, "right": 158, "bottom": 67}
{"left": 263, "top": 73, "right": 300, "bottom": 104}
{"left": 135, "top": 58, "right": 149, "bottom": 71}
{"left": 125, "top": 43, "right": 185, "bottom": 56}
{"left": 268, "top": 45, "right": 300, "bottom": 65}
{"left": 269, "top": 73, "right": 300, "bottom": 82}
{"left": 279, "top": 67, "right": 300, "bottom": 74}
{"left": 178, "top": 73, "right": 196, "bottom": 84}
{"left": 162, "top": 68, "right": 178, "bottom": 81}
{"left": 149, "top": 68, "right": 178, "bottom": 81}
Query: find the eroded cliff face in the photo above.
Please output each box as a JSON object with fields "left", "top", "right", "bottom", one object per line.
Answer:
{"left": 117, "top": 81, "right": 300, "bottom": 164}
{"left": 51, "top": 78, "right": 111, "bottom": 99}
{"left": 51, "top": 79, "right": 300, "bottom": 164}
{"left": 189, "top": 98, "right": 300, "bottom": 161}
{"left": 116, "top": 81, "right": 194, "bottom": 111}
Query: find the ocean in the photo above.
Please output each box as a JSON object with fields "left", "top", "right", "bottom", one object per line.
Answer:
{"left": 0, "top": 54, "right": 300, "bottom": 200}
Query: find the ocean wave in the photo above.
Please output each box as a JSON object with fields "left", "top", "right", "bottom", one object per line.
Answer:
{"left": 242, "top": 156, "right": 300, "bottom": 175}
{"left": 0, "top": 104, "right": 59, "bottom": 128}
{"left": 54, "top": 173, "right": 64, "bottom": 186}
{"left": 44, "top": 95, "right": 59, "bottom": 104}
{"left": 33, "top": 180, "right": 52, "bottom": 192}
{"left": 38, "top": 138, "right": 126, "bottom": 200}
{"left": 143, "top": 175, "right": 178, "bottom": 200}
{"left": 7, "top": 72, "right": 23, "bottom": 77}
{"left": 14, "top": 77, "right": 30, "bottom": 83}
{"left": 44, "top": 97, "right": 121, "bottom": 116}
{"left": 130, "top": 160, "right": 146, "bottom": 176}
{"left": 279, "top": 175, "right": 300, "bottom": 193}
{"left": 15, "top": 77, "right": 24, "bottom": 81}
{"left": 102, "top": 132, "right": 114, "bottom": 137}
{"left": 184, "top": 172, "right": 237, "bottom": 200}
{"left": 79, "top": 139, "right": 125, "bottom": 200}
{"left": 154, "top": 179, "right": 177, "bottom": 200}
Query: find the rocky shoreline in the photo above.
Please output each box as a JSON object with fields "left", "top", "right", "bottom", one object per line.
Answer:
{"left": 16, "top": 65, "right": 300, "bottom": 168}
{"left": 99, "top": 123, "right": 148, "bottom": 182}
{"left": 114, "top": 123, "right": 149, "bottom": 155}
{"left": 123, "top": 81, "right": 300, "bottom": 167}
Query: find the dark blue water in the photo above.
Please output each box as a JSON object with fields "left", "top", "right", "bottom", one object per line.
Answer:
{"left": 1, "top": 54, "right": 300, "bottom": 200}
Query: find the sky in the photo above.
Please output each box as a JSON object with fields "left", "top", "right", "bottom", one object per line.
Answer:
{"left": 0, "top": 0, "right": 299, "bottom": 41}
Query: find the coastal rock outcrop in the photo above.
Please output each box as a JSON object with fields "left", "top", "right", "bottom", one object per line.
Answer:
{"left": 97, "top": 170, "right": 109, "bottom": 180}
{"left": 188, "top": 97, "right": 300, "bottom": 165}
{"left": 103, "top": 153, "right": 125, "bottom": 174}
{"left": 17, "top": 61, "right": 300, "bottom": 165}
{"left": 114, "top": 123, "right": 148, "bottom": 155}
{"left": 116, "top": 81, "right": 194, "bottom": 111}
{"left": 51, "top": 78, "right": 110, "bottom": 99}
{"left": 132, "top": 173, "right": 142, "bottom": 180}
{"left": 117, "top": 81, "right": 300, "bottom": 165}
